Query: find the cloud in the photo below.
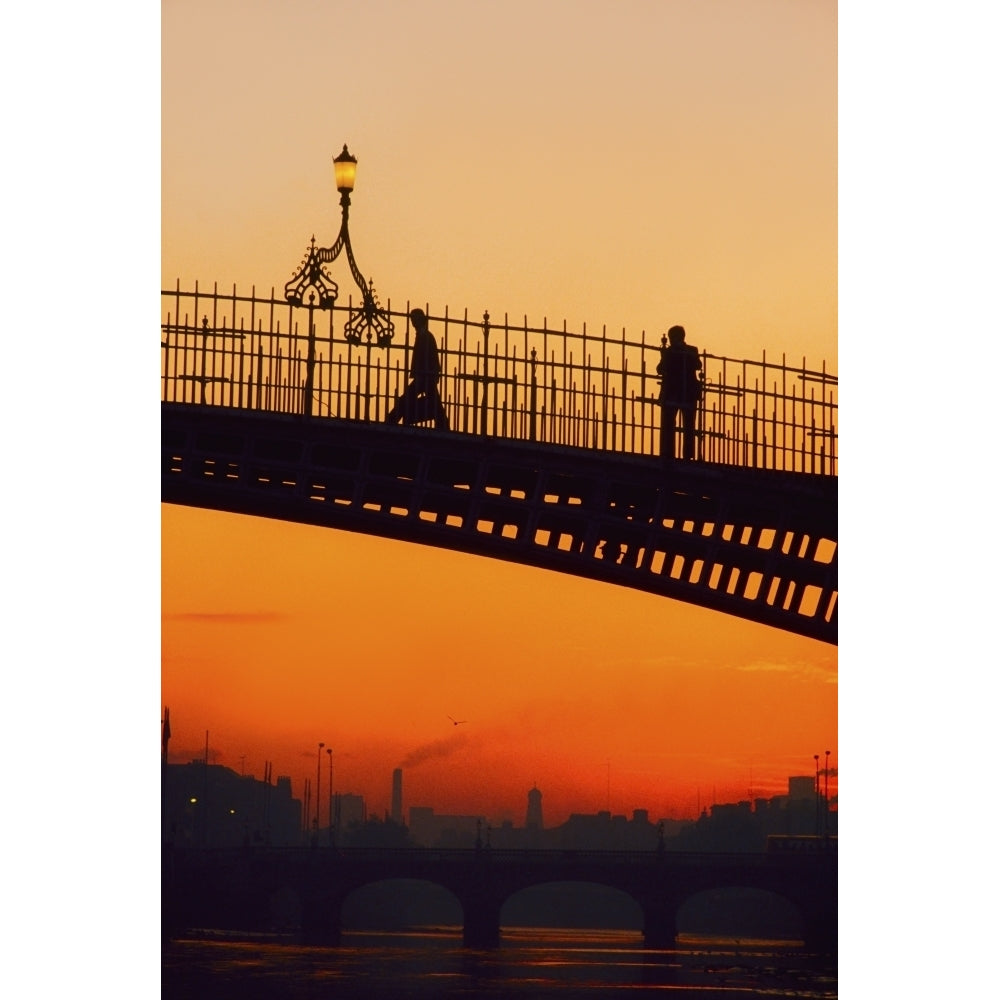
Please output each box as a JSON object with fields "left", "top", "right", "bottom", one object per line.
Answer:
{"left": 736, "top": 659, "right": 837, "bottom": 684}
{"left": 399, "top": 733, "right": 470, "bottom": 769}
{"left": 163, "top": 612, "right": 287, "bottom": 624}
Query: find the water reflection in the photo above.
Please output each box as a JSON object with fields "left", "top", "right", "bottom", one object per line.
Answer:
{"left": 162, "top": 927, "right": 837, "bottom": 999}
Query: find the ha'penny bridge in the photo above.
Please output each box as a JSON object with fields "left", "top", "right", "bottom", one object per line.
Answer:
{"left": 161, "top": 284, "right": 837, "bottom": 644}
{"left": 161, "top": 145, "right": 837, "bottom": 643}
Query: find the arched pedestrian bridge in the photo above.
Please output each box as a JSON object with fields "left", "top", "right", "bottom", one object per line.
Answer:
{"left": 163, "top": 844, "right": 837, "bottom": 951}
{"left": 162, "top": 284, "right": 837, "bottom": 643}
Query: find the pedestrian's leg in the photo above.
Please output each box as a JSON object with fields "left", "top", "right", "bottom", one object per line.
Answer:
{"left": 432, "top": 388, "right": 449, "bottom": 430}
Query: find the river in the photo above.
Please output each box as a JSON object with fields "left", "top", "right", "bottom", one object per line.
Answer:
{"left": 161, "top": 927, "right": 837, "bottom": 998}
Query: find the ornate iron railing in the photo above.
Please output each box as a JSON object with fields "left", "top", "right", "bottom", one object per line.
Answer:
{"left": 161, "top": 282, "right": 837, "bottom": 476}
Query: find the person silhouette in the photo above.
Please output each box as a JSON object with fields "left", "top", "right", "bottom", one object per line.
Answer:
{"left": 656, "top": 325, "right": 702, "bottom": 461}
{"left": 385, "top": 307, "right": 450, "bottom": 430}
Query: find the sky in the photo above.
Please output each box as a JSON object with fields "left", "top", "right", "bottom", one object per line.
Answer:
{"left": 6, "top": 0, "right": 1000, "bottom": 994}
{"left": 160, "top": 0, "right": 838, "bottom": 826}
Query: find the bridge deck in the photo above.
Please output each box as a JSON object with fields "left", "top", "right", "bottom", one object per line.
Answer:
{"left": 162, "top": 403, "right": 837, "bottom": 643}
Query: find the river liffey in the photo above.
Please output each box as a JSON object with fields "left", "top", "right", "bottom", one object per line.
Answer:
{"left": 162, "top": 928, "right": 837, "bottom": 999}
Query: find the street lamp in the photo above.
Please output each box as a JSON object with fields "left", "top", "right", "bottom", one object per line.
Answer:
{"left": 316, "top": 742, "right": 325, "bottom": 832}
{"left": 326, "top": 747, "right": 334, "bottom": 834}
{"left": 284, "top": 143, "right": 395, "bottom": 356}
{"left": 813, "top": 754, "right": 820, "bottom": 836}
{"left": 824, "top": 749, "right": 831, "bottom": 840}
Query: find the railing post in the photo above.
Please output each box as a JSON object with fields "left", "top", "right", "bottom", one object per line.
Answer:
{"left": 480, "top": 311, "right": 490, "bottom": 436}
{"left": 303, "top": 294, "right": 316, "bottom": 418}
{"left": 528, "top": 348, "right": 538, "bottom": 442}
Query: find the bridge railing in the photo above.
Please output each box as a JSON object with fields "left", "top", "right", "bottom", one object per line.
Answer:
{"left": 161, "top": 282, "right": 837, "bottom": 475}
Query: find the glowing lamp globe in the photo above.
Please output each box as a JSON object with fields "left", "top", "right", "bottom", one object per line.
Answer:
{"left": 333, "top": 144, "right": 358, "bottom": 193}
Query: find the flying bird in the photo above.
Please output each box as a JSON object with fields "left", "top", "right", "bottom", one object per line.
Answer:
{"left": 448, "top": 715, "right": 468, "bottom": 726}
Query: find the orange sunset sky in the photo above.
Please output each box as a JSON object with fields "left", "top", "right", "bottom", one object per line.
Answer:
{"left": 160, "top": 0, "right": 838, "bottom": 826}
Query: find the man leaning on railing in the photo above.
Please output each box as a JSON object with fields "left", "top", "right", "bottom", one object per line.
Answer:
{"left": 656, "top": 324, "right": 703, "bottom": 461}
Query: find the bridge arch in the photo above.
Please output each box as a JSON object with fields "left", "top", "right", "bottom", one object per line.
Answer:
{"left": 500, "top": 880, "right": 643, "bottom": 932}
{"left": 676, "top": 885, "right": 803, "bottom": 942}
{"left": 340, "top": 877, "right": 463, "bottom": 933}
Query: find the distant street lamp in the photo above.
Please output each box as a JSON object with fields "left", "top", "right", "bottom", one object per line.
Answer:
{"left": 813, "top": 754, "right": 820, "bottom": 836}
{"left": 824, "top": 749, "right": 831, "bottom": 840}
{"left": 326, "top": 747, "right": 334, "bottom": 833}
{"left": 316, "top": 742, "right": 325, "bottom": 831}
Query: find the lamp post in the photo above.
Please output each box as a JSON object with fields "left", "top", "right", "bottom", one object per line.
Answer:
{"left": 813, "top": 753, "right": 820, "bottom": 836}
{"left": 285, "top": 144, "right": 395, "bottom": 417}
{"left": 824, "top": 749, "right": 831, "bottom": 840}
{"left": 316, "top": 742, "right": 325, "bottom": 832}
{"left": 326, "top": 747, "right": 334, "bottom": 839}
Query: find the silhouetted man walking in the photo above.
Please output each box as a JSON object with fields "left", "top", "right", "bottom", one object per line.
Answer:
{"left": 385, "top": 308, "right": 450, "bottom": 430}
{"left": 657, "top": 325, "right": 702, "bottom": 461}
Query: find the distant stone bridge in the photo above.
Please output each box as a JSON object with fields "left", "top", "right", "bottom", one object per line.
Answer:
{"left": 163, "top": 845, "right": 837, "bottom": 951}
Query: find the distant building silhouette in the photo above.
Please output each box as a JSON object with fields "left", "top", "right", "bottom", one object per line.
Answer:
{"left": 788, "top": 775, "right": 815, "bottom": 800}
{"left": 162, "top": 761, "right": 301, "bottom": 847}
{"left": 391, "top": 768, "right": 403, "bottom": 825}
{"left": 526, "top": 786, "right": 543, "bottom": 831}
{"left": 334, "top": 791, "right": 365, "bottom": 828}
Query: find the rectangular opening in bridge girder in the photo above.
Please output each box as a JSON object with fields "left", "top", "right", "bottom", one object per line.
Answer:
{"left": 758, "top": 527, "right": 776, "bottom": 550}
{"left": 824, "top": 591, "right": 838, "bottom": 622}
{"left": 650, "top": 551, "right": 666, "bottom": 575}
{"left": 483, "top": 484, "right": 529, "bottom": 502}
{"left": 670, "top": 555, "right": 685, "bottom": 579}
{"left": 743, "top": 571, "right": 764, "bottom": 600}
{"left": 726, "top": 568, "right": 741, "bottom": 595}
{"left": 797, "top": 585, "right": 823, "bottom": 617}
{"left": 708, "top": 564, "right": 724, "bottom": 589}
{"left": 814, "top": 538, "right": 837, "bottom": 564}
{"left": 534, "top": 528, "right": 551, "bottom": 546}
{"left": 688, "top": 559, "right": 704, "bottom": 584}
{"left": 721, "top": 524, "right": 735, "bottom": 541}
{"left": 766, "top": 578, "right": 781, "bottom": 605}
{"left": 542, "top": 473, "right": 591, "bottom": 506}
{"left": 485, "top": 464, "right": 539, "bottom": 498}
{"left": 544, "top": 493, "right": 583, "bottom": 505}
{"left": 557, "top": 532, "right": 576, "bottom": 552}
{"left": 477, "top": 519, "right": 495, "bottom": 533}
{"left": 740, "top": 526, "right": 754, "bottom": 545}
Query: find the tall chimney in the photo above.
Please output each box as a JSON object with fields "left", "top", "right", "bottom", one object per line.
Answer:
{"left": 391, "top": 768, "right": 403, "bottom": 825}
